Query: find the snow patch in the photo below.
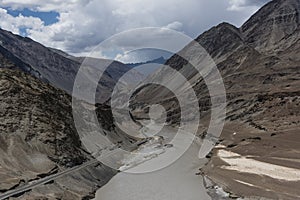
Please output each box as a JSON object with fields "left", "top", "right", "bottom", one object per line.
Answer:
{"left": 218, "top": 150, "right": 300, "bottom": 181}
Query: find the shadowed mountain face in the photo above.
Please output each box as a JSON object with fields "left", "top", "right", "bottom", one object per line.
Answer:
{"left": 0, "top": 29, "right": 144, "bottom": 103}
{"left": 130, "top": 0, "right": 300, "bottom": 199}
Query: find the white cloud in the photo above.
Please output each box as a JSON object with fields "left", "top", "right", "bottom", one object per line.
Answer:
{"left": 0, "top": 8, "right": 43, "bottom": 35}
{"left": 228, "top": 0, "right": 247, "bottom": 11}
{"left": 0, "top": 0, "right": 81, "bottom": 12}
{"left": 165, "top": 21, "right": 183, "bottom": 31}
{"left": 228, "top": 0, "right": 269, "bottom": 11}
{"left": 115, "top": 49, "right": 172, "bottom": 63}
{"left": 0, "top": 0, "right": 271, "bottom": 58}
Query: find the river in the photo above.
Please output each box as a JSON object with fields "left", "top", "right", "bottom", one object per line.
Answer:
{"left": 94, "top": 133, "right": 212, "bottom": 200}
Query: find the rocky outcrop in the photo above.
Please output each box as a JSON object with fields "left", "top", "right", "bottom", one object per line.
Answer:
{"left": 241, "top": 0, "right": 300, "bottom": 53}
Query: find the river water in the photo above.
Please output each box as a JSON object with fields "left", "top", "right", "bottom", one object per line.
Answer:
{"left": 94, "top": 134, "right": 212, "bottom": 200}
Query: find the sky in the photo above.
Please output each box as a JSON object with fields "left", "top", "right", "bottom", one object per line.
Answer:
{"left": 0, "top": 0, "right": 271, "bottom": 62}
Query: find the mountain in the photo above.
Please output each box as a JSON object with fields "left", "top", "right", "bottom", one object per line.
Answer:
{"left": 0, "top": 67, "right": 140, "bottom": 199}
{"left": 0, "top": 29, "right": 144, "bottom": 103}
{"left": 130, "top": 0, "right": 300, "bottom": 199}
{"left": 0, "top": 21, "right": 144, "bottom": 200}
{"left": 126, "top": 56, "right": 167, "bottom": 68}
{"left": 0, "top": 68, "right": 108, "bottom": 198}
{"left": 125, "top": 56, "right": 168, "bottom": 75}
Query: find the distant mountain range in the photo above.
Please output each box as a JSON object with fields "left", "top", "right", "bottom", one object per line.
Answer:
{"left": 126, "top": 56, "right": 167, "bottom": 68}
{"left": 125, "top": 56, "right": 167, "bottom": 75}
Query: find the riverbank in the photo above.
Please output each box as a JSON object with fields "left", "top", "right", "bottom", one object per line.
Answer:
{"left": 201, "top": 122, "right": 300, "bottom": 200}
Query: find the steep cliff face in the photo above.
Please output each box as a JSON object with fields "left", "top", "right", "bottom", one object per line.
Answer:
{"left": 130, "top": 0, "right": 300, "bottom": 199}
{"left": 0, "top": 68, "right": 121, "bottom": 199}
{"left": 0, "top": 68, "right": 85, "bottom": 166}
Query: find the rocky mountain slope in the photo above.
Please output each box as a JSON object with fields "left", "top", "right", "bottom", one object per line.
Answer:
{"left": 130, "top": 0, "right": 300, "bottom": 199}
{"left": 0, "top": 68, "right": 139, "bottom": 199}
{"left": 241, "top": 0, "right": 300, "bottom": 53}
{"left": 0, "top": 29, "right": 144, "bottom": 103}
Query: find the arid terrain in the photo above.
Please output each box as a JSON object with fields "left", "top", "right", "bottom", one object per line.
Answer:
{"left": 0, "top": 0, "right": 299, "bottom": 199}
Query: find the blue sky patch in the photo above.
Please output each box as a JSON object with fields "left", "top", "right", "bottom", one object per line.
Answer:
{"left": 6, "top": 8, "right": 59, "bottom": 26}
{"left": 18, "top": 27, "right": 28, "bottom": 37}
